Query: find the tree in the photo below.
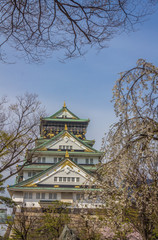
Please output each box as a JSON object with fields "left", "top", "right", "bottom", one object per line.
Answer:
{"left": 35, "top": 202, "right": 70, "bottom": 240}
{"left": 0, "top": 93, "right": 45, "bottom": 183}
{"left": 97, "top": 59, "right": 158, "bottom": 240}
{"left": 0, "top": 1, "right": 157, "bottom": 62}
{"left": 6, "top": 211, "right": 39, "bottom": 240}
{"left": 0, "top": 174, "right": 14, "bottom": 207}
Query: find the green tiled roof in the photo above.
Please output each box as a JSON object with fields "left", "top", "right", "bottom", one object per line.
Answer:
{"left": 32, "top": 151, "right": 102, "bottom": 157}
{"left": 8, "top": 158, "right": 94, "bottom": 189}
{"left": 42, "top": 106, "right": 79, "bottom": 120}
{"left": 30, "top": 130, "right": 102, "bottom": 154}
{"left": 41, "top": 118, "right": 89, "bottom": 122}
{"left": 22, "top": 164, "right": 98, "bottom": 171}
{"left": 8, "top": 186, "right": 101, "bottom": 192}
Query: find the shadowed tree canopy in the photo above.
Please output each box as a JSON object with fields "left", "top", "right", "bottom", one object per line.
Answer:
{"left": 0, "top": 0, "right": 157, "bottom": 62}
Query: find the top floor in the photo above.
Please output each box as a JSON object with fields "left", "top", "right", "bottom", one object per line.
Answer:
{"left": 40, "top": 102, "right": 90, "bottom": 140}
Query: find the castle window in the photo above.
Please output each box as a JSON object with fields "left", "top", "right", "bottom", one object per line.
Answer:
{"left": 24, "top": 192, "right": 32, "bottom": 199}
{"left": 29, "top": 192, "right": 32, "bottom": 199}
{"left": 72, "top": 177, "right": 75, "bottom": 182}
{"left": 74, "top": 158, "right": 78, "bottom": 163}
{"left": 42, "top": 157, "right": 46, "bottom": 163}
{"left": 70, "top": 146, "right": 72, "bottom": 150}
{"left": 49, "top": 193, "right": 52, "bottom": 199}
{"left": 36, "top": 193, "right": 40, "bottom": 199}
{"left": 54, "top": 193, "right": 57, "bottom": 199}
{"left": 33, "top": 172, "right": 36, "bottom": 176}
{"left": 58, "top": 158, "right": 61, "bottom": 161}
{"left": 28, "top": 172, "right": 31, "bottom": 177}
{"left": 54, "top": 158, "right": 57, "bottom": 163}
{"left": 67, "top": 177, "right": 70, "bottom": 182}
{"left": 41, "top": 193, "right": 45, "bottom": 199}
{"left": 76, "top": 178, "right": 79, "bottom": 182}
{"left": 59, "top": 177, "right": 62, "bottom": 182}
{"left": 24, "top": 192, "right": 28, "bottom": 199}
{"left": 86, "top": 159, "right": 89, "bottom": 164}
{"left": 76, "top": 194, "right": 82, "bottom": 200}
{"left": 54, "top": 177, "right": 57, "bottom": 182}
{"left": 59, "top": 145, "right": 62, "bottom": 149}
{"left": 63, "top": 177, "right": 66, "bottom": 182}
{"left": 90, "top": 158, "right": 93, "bottom": 164}
{"left": 38, "top": 157, "right": 41, "bottom": 163}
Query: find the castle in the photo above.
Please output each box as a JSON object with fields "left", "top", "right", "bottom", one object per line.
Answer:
{"left": 8, "top": 103, "right": 103, "bottom": 209}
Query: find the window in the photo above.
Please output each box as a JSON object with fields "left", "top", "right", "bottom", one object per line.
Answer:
{"left": 29, "top": 192, "right": 32, "bottom": 199}
{"left": 54, "top": 158, "right": 57, "bottom": 163}
{"left": 70, "top": 146, "right": 72, "bottom": 150}
{"left": 53, "top": 177, "right": 80, "bottom": 182}
{"left": 76, "top": 177, "right": 80, "bottom": 182}
{"left": 63, "top": 145, "right": 65, "bottom": 149}
{"left": 49, "top": 193, "right": 52, "bottom": 199}
{"left": 90, "top": 158, "right": 93, "bottom": 164}
{"left": 58, "top": 158, "right": 61, "bottom": 161}
{"left": 59, "top": 145, "right": 62, "bottom": 149}
{"left": 33, "top": 172, "right": 36, "bottom": 176}
{"left": 38, "top": 157, "right": 41, "bottom": 163}
{"left": 24, "top": 192, "right": 32, "bottom": 199}
{"left": 24, "top": 192, "right": 28, "bottom": 199}
{"left": 36, "top": 193, "right": 40, "bottom": 199}
{"left": 86, "top": 159, "right": 89, "bottom": 164}
{"left": 41, "top": 193, "right": 45, "bottom": 199}
{"left": 54, "top": 177, "right": 57, "bottom": 182}
{"left": 74, "top": 158, "right": 78, "bottom": 163}
{"left": 54, "top": 193, "right": 57, "bottom": 199}
{"left": 76, "top": 194, "right": 81, "bottom": 200}
{"left": 42, "top": 157, "right": 46, "bottom": 163}
{"left": 66, "top": 146, "right": 69, "bottom": 150}
{"left": 28, "top": 172, "right": 31, "bottom": 177}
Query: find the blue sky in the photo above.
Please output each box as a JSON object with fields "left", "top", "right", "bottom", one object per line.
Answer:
{"left": 0, "top": 10, "right": 158, "bottom": 150}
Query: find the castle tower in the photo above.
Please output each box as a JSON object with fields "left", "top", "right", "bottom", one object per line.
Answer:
{"left": 8, "top": 103, "right": 103, "bottom": 209}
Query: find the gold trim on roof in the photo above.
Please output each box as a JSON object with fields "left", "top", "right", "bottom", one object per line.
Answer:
{"left": 61, "top": 160, "right": 74, "bottom": 169}
{"left": 40, "top": 147, "right": 47, "bottom": 151}
{"left": 65, "top": 124, "right": 68, "bottom": 131}
{"left": 63, "top": 101, "right": 66, "bottom": 108}
{"left": 65, "top": 150, "right": 69, "bottom": 158}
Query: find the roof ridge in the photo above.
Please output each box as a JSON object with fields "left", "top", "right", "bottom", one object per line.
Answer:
{"left": 45, "top": 106, "right": 80, "bottom": 119}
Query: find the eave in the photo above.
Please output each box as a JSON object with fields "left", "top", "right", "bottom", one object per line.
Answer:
{"left": 31, "top": 151, "right": 103, "bottom": 157}
{"left": 8, "top": 186, "right": 101, "bottom": 192}
{"left": 21, "top": 164, "right": 98, "bottom": 172}
{"left": 41, "top": 118, "right": 89, "bottom": 123}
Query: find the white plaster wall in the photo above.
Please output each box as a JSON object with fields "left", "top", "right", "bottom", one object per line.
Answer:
{"left": 49, "top": 138, "right": 86, "bottom": 151}
{"left": 12, "top": 191, "right": 23, "bottom": 202}
{"left": 12, "top": 191, "right": 103, "bottom": 208}
{"left": 40, "top": 170, "right": 87, "bottom": 185}
{"left": 32, "top": 156, "right": 99, "bottom": 164}
{"left": 77, "top": 157, "right": 99, "bottom": 164}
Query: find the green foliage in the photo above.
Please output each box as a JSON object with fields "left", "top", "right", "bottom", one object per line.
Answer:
{"left": 34, "top": 202, "right": 70, "bottom": 240}
{"left": 77, "top": 214, "right": 101, "bottom": 240}
{"left": 0, "top": 174, "right": 15, "bottom": 208}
